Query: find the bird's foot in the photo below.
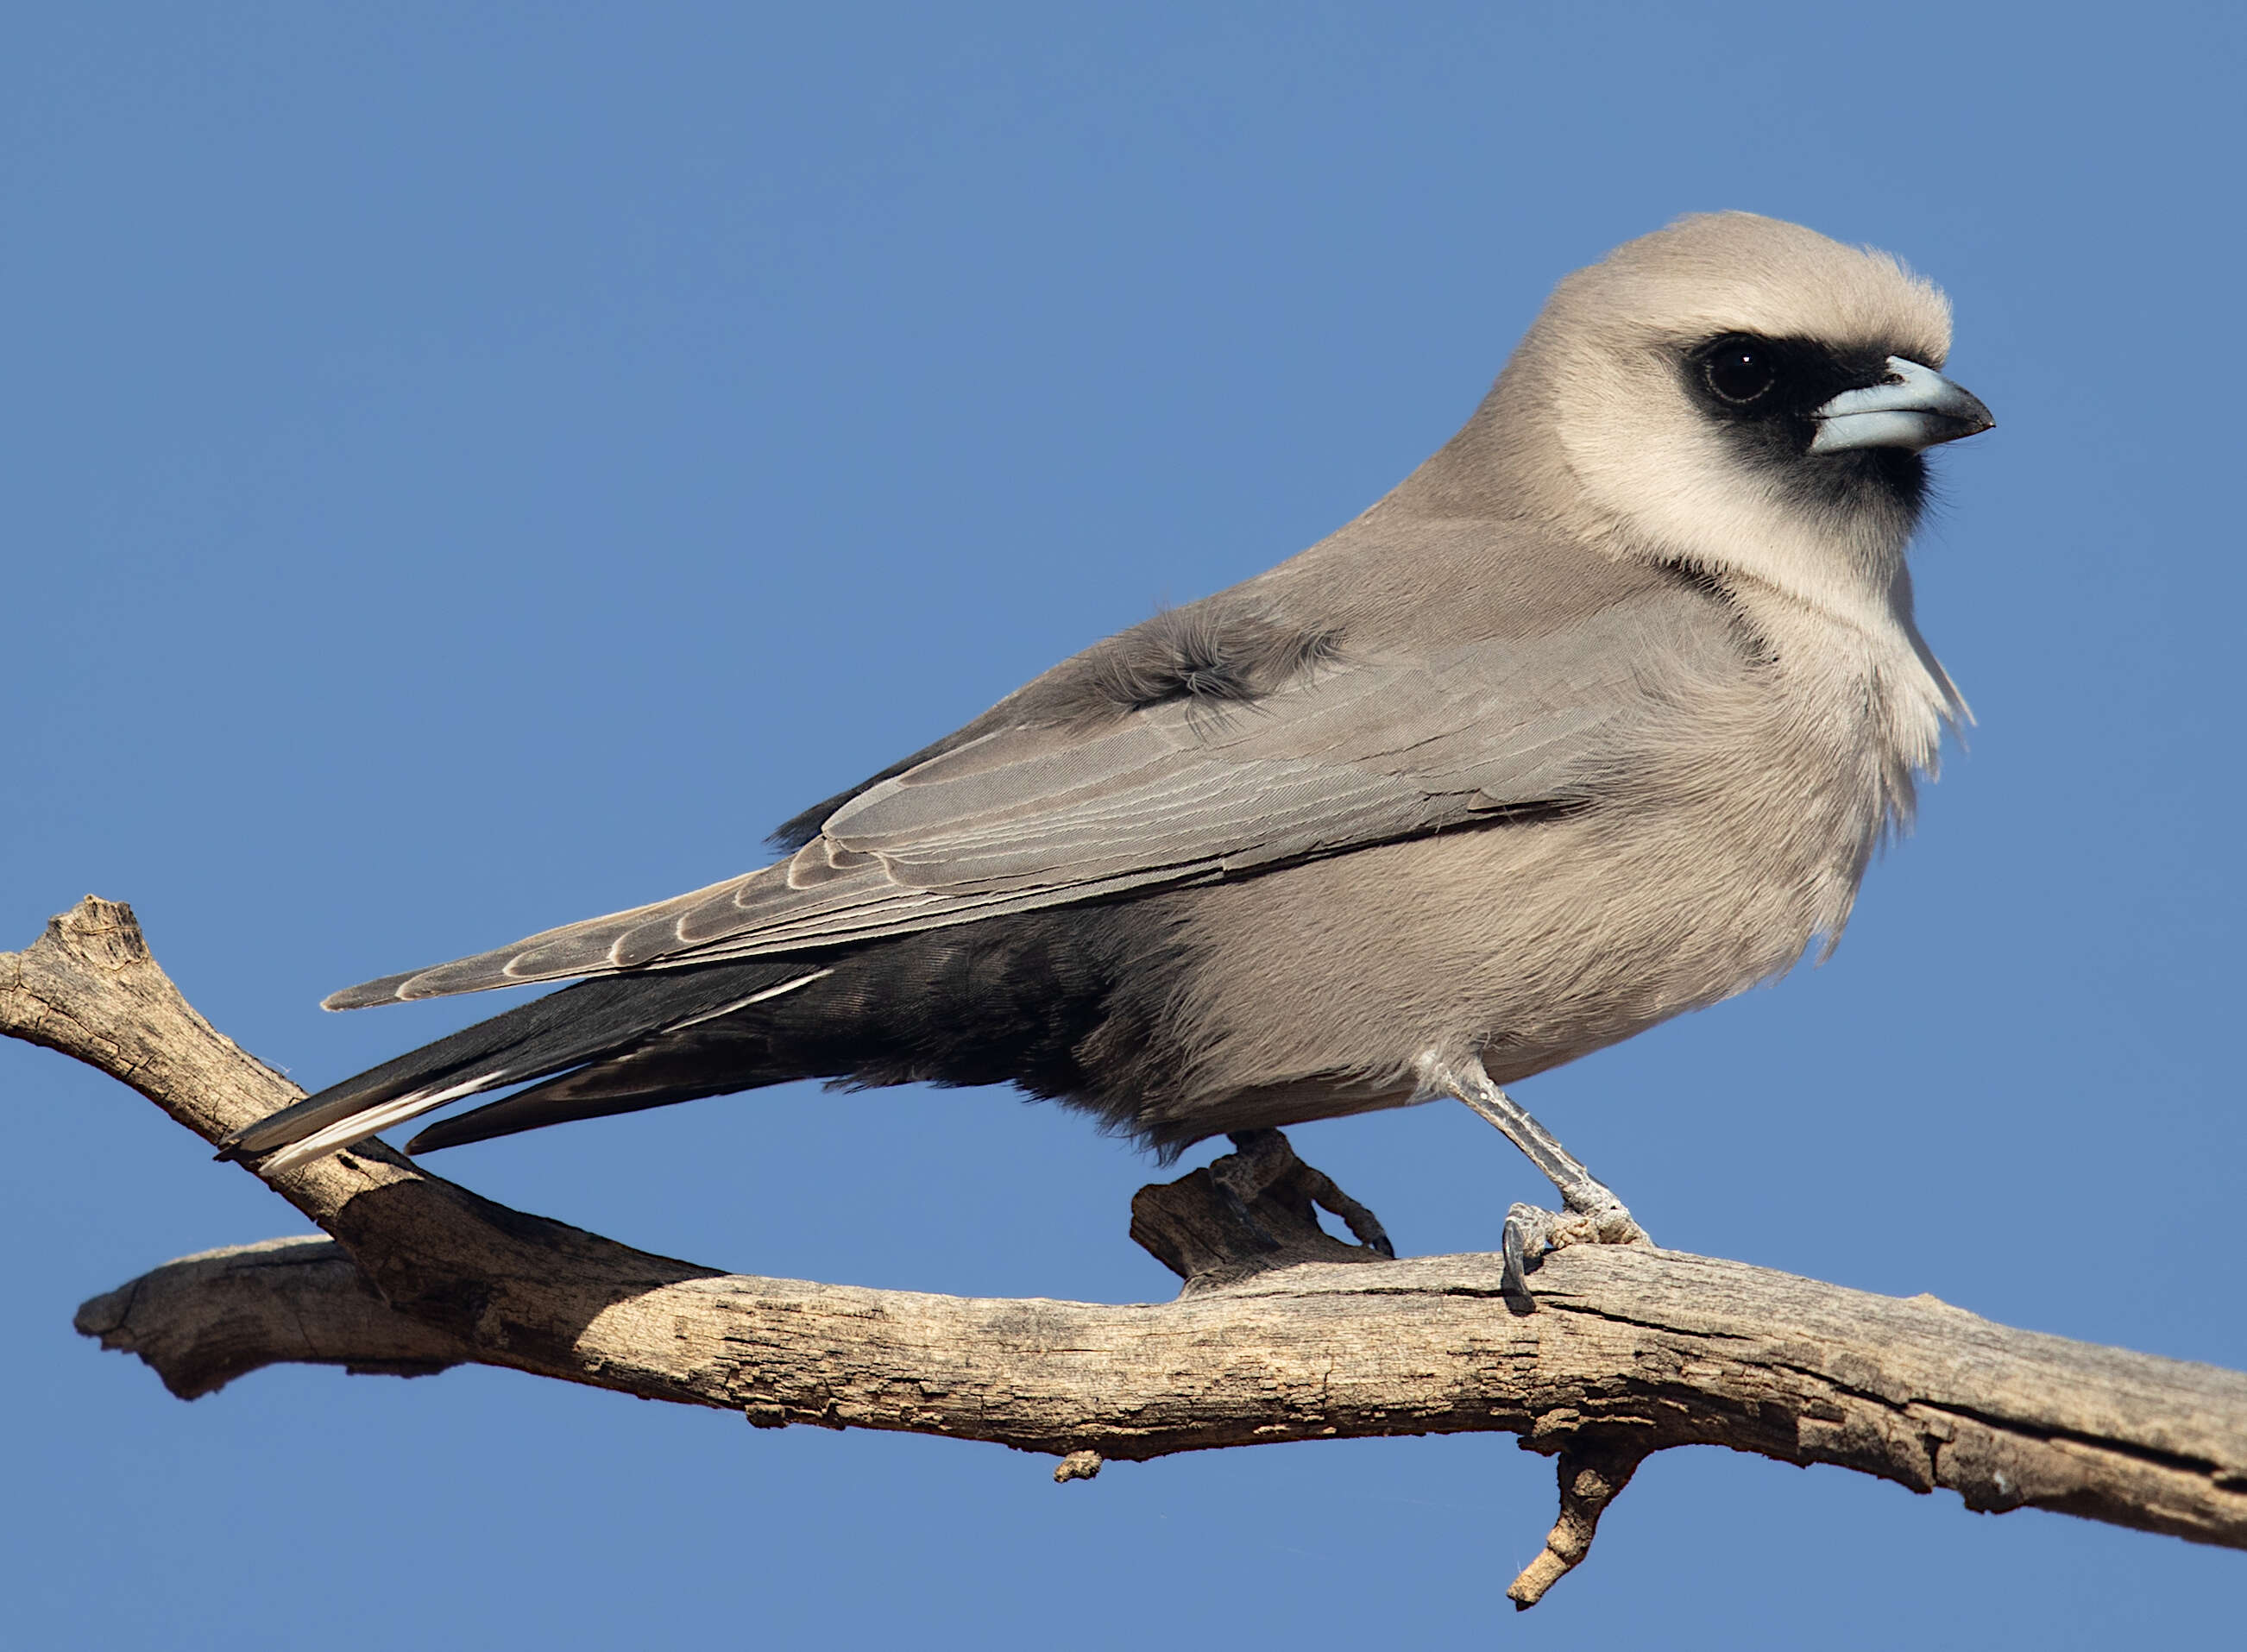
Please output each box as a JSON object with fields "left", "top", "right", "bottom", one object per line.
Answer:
{"left": 1501, "top": 1195, "right": 1651, "bottom": 1309}
{"left": 1130, "top": 1128, "right": 1395, "bottom": 1292}
{"left": 1409, "top": 1052, "right": 1652, "bottom": 1309}
{"left": 1206, "top": 1128, "right": 1394, "bottom": 1256}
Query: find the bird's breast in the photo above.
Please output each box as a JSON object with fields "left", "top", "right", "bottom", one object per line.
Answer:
{"left": 1152, "top": 652, "right": 1908, "bottom": 1109}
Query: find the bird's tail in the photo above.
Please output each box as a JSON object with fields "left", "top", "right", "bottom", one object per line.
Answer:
{"left": 217, "top": 958, "right": 830, "bottom": 1173}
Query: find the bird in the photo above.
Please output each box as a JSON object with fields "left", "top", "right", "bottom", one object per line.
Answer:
{"left": 222, "top": 211, "right": 1992, "bottom": 1291}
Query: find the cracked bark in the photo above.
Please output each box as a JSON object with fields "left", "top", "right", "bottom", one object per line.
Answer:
{"left": 16, "top": 897, "right": 2247, "bottom": 1606}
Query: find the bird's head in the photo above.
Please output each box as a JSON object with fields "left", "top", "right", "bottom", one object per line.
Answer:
{"left": 1497, "top": 213, "right": 1992, "bottom": 626}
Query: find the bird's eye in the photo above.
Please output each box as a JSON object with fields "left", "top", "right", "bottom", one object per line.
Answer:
{"left": 1703, "top": 341, "right": 1776, "bottom": 405}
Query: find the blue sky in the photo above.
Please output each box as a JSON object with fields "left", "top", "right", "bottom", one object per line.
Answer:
{"left": 5, "top": 5, "right": 2243, "bottom": 1646}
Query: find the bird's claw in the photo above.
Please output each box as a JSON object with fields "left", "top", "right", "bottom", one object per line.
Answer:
{"left": 1501, "top": 1198, "right": 1652, "bottom": 1309}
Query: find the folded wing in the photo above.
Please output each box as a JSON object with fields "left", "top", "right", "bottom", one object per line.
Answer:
{"left": 328, "top": 586, "right": 1738, "bottom": 1008}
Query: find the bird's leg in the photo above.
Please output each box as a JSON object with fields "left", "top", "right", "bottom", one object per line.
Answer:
{"left": 1208, "top": 1127, "right": 1297, "bottom": 1208}
{"left": 1412, "top": 1052, "right": 1650, "bottom": 1305}
{"left": 1204, "top": 1129, "right": 1292, "bottom": 1255}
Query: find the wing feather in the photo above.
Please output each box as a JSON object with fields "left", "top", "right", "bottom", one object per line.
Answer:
{"left": 328, "top": 586, "right": 1740, "bottom": 1008}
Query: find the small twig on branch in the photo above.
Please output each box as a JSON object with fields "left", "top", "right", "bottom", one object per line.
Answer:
{"left": 12, "top": 896, "right": 2247, "bottom": 1606}
{"left": 1507, "top": 1434, "right": 1651, "bottom": 1608}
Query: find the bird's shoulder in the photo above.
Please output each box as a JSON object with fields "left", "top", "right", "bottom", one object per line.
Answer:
{"left": 772, "top": 518, "right": 1740, "bottom": 851}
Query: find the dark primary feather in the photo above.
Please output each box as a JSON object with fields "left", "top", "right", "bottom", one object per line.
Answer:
{"left": 218, "top": 958, "right": 817, "bottom": 1159}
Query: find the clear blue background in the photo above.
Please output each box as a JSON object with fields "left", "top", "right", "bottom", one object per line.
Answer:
{"left": 5, "top": 5, "right": 2241, "bottom": 1646}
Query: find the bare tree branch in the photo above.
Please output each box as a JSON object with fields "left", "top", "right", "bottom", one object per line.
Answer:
{"left": 14, "top": 897, "right": 2247, "bottom": 1605}
{"left": 74, "top": 1235, "right": 471, "bottom": 1399}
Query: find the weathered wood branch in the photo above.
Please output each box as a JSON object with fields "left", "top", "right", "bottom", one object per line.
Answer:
{"left": 14, "top": 897, "right": 2247, "bottom": 1606}
{"left": 74, "top": 1234, "right": 472, "bottom": 1399}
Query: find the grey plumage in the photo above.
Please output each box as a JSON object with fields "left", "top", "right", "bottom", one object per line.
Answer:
{"left": 223, "top": 211, "right": 1992, "bottom": 1182}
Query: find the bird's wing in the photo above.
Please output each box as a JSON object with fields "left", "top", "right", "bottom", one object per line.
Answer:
{"left": 328, "top": 584, "right": 1738, "bottom": 1008}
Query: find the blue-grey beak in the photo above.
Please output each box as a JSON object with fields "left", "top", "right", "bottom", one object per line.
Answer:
{"left": 1809, "top": 357, "right": 1994, "bottom": 454}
